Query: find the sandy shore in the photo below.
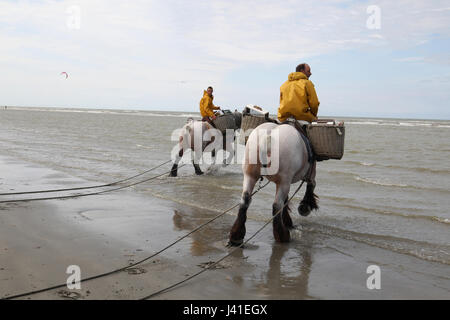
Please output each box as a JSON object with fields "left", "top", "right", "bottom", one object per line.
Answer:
{"left": 0, "top": 155, "right": 449, "bottom": 300}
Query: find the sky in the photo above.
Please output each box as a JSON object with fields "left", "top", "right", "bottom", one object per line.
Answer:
{"left": 0, "top": 0, "right": 449, "bottom": 119}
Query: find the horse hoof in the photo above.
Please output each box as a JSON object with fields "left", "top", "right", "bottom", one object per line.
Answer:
{"left": 298, "top": 202, "right": 311, "bottom": 216}
{"left": 283, "top": 217, "right": 294, "bottom": 229}
{"left": 274, "top": 233, "right": 291, "bottom": 243}
{"left": 169, "top": 172, "right": 177, "bottom": 177}
{"left": 227, "top": 239, "right": 243, "bottom": 247}
{"left": 195, "top": 171, "right": 204, "bottom": 175}
{"left": 281, "top": 230, "right": 291, "bottom": 242}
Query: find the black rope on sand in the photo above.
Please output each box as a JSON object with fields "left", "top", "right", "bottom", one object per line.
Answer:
{"left": 0, "top": 162, "right": 181, "bottom": 204}
{"left": 0, "top": 160, "right": 172, "bottom": 196}
{"left": 1, "top": 179, "right": 270, "bottom": 300}
{"left": 140, "top": 180, "right": 305, "bottom": 300}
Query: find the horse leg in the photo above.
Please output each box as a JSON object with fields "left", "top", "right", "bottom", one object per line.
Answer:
{"left": 169, "top": 147, "right": 183, "bottom": 177}
{"left": 222, "top": 132, "right": 232, "bottom": 167}
{"left": 298, "top": 160, "right": 319, "bottom": 216}
{"left": 211, "top": 149, "right": 216, "bottom": 163}
{"left": 298, "top": 182, "right": 319, "bottom": 216}
{"left": 223, "top": 135, "right": 235, "bottom": 167}
{"left": 192, "top": 150, "right": 203, "bottom": 175}
{"left": 193, "top": 161, "right": 203, "bottom": 175}
{"left": 282, "top": 196, "right": 294, "bottom": 229}
{"left": 228, "top": 174, "right": 258, "bottom": 246}
{"left": 273, "top": 183, "right": 291, "bottom": 242}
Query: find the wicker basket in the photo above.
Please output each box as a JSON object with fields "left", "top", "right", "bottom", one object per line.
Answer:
{"left": 306, "top": 122, "right": 345, "bottom": 160}
{"left": 233, "top": 111, "right": 242, "bottom": 128}
{"left": 238, "top": 105, "right": 271, "bottom": 145}
{"left": 238, "top": 114, "right": 270, "bottom": 145}
{"left": 213, "top": 113, "right": 237, "bottom": 133}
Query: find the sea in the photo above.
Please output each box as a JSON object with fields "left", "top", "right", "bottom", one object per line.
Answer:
{"left": 0, "top": 106, "right": 449, "bottom": 267}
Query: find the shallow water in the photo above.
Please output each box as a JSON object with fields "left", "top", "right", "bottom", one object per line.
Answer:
{"left": 0, "top": 107, "right": 449, "bottom": 267}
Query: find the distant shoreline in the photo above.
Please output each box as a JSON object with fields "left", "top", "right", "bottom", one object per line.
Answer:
{"left": 2, "top": 105, "right": 449, "bottom": 122}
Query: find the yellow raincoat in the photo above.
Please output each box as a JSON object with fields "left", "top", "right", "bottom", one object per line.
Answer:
{"left": 277, "top": 72, "right": 320, "bottom": 123}
{"left": 199, "top": 90, "right": 219, "bottom": 118}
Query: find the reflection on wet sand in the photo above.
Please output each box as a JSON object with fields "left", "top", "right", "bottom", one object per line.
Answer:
{"left": 172, "top": 202, "right": 317, "bottom": 299}
{"left": 259, "top": 231, "right": 315, "bottom": 299}
{"left": 172, "top": 207, "right": 231, "bottom": 256}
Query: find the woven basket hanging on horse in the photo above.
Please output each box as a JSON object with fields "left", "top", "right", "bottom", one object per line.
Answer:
{"left": 306, "top": 119, "right": 345, "bottom": 161}
{"left": 238, "top": 105, "right": 272, "bottom": 145}
{"left": 281, "top": 118, "right": 345, "bottom": 162}
{"left": 212, "top": 110, "right": 239, "bottom": 134}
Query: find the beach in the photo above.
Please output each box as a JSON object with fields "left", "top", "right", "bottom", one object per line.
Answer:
{"left": 0, "top": 107, "right": 449, "bottom": 299}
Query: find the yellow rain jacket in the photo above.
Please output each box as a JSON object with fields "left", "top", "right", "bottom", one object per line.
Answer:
{"left": 199, "top": 90, "right": 220, "bottom": 118}
{"left": 277, "top": 72, "right": 320, "bottom": 123}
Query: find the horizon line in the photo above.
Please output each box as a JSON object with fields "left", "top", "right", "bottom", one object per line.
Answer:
{"left": 2, "top": 105, "right": 449, "bottom": 121}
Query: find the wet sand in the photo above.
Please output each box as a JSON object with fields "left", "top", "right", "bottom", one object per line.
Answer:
{"left": 0, "top": 155, "right": 449, "bottom": 300}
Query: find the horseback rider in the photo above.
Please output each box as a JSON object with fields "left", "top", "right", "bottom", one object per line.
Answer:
{"left": 277, "top": 63, "right": 320, "bottom": 124}
{"left": 278, "top": 63, "right": 320, "bottom": 164}
{"left": 200, "top": 86, "right": 221, "bottom": 127}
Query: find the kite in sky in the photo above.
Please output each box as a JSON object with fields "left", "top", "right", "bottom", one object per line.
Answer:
{"left": 60, "top": 72, "right": 68, "bottom": 79}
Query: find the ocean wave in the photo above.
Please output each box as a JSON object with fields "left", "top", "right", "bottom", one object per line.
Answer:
{"left": 354, "top": 176, "right": 409, "bottom": 187}
{"left": 141, "top": 112, "right": 199, "bottom": 118}
{"left": 323, "top": 170, "right": 411, "bottom": 187}
{"left": 334, "top": 203, "right": 450, "bottom": 226}
{"left": 353, "top": 175, "right": 450, "bottom": 193}
{"left": 136, "top": 144, "right": 154, "bottom": 149}
{"left": 7, "top": 107, "right": 199, "bottom": 119}
{"left": 346, "top": 120, "right": 450, "bottom": 129}
{"left": 342, "top": 160, "right": 375, "bottom": 167}
{"left": 382, "top": 164, "right": 450, "bottom": 174}
{"left": 321, "top": 195, "right": 356, "bottom": 202}
{"left": 434, "top": 217, "right": 450, "bottom": 224}
{"left": 340, "top": 160, "right": 450, "bottom": 175}
{"left": 298, "top": 221, "right": 450, "bottom": 265}
{"left": 346, "top": 121, "right": 381, "bottom": 125}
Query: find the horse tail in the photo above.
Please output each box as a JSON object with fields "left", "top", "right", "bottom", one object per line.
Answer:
{"left": 179, "top": 121, "right": 194, "bottom": 150}
{"left": 258, "top": 129, "right": 272, "bottom": 168}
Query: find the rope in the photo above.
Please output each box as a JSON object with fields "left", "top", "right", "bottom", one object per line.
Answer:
{"left": 141, "top": 180, "right": 305, "bottom": 300}
{"left": 0, "top": 162, "right": 183, "bottom": 204}
{"left": 0, "top": 160, "right": 172, "bottom": 196}
{"left": 1, "top": 179, "right": 270, "bottom": 300}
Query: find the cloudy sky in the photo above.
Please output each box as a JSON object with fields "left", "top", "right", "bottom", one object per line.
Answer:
{"left": 1, "top": 0, "right": 449, "bottom": 119}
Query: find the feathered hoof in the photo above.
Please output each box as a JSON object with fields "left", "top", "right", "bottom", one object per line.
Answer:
{"left": 285, "top": 222, "right": 295, "bottom": 229}
{"left": 298, "top": 201, "right": 312, "bottom": 216}
{"left": 274, "top": 229, "right": 291, "bottom": 243}
{"left": 169, "top": 172, "right": 177, "bottom": 177}
{"left": 195, "top": 170, "right": 204, "bottom": 175}
{"left": 227, "top": 238, "right": 244, "bottom": 247}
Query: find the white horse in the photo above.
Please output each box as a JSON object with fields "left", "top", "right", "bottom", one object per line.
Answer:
{"left": 228, "top": 122, "right": 318, "bottom": 245}
{"left": 169, "top": 119, "right": 236, "bottom": 176}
